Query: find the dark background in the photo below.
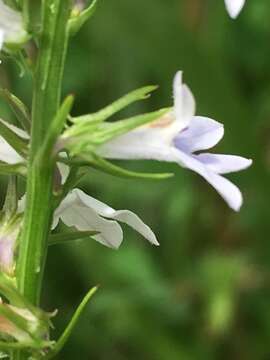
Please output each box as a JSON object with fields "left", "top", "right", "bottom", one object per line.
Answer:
{"left": 1, "top": 0, "right": 270, "bottom": 359}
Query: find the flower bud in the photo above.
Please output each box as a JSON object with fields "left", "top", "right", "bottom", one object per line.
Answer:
{"left": 0, "top": 214, "right": 22, "bottom": 276}
{"left": 0, "top": 1, "right": 28, "bottom": 51}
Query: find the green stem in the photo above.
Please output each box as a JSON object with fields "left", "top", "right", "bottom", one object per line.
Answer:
{"left": 16, "top": 0, "right": 72, "bottom": 313}
{"left": 14, "top": 3, "right": 71, "bottom": 359}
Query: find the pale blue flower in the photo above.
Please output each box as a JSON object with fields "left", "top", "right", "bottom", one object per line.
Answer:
{"left": 98, "top": 72, "right": 252, "bottom": 211}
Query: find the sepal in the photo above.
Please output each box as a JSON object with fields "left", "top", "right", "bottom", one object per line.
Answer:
{"left": 0, "top": 162, "right": 26, "bottom": 176}
{"left": 0, "top": 89, "right": 31, "bottom": 131}
{"left": 63, "top": 108, "right": 170, "bottom": 155}
{"left": 49, "top": 230, "right": 98, "bottom": 246}
{"left": 70, "top": 85, "right": 158, "bottom": 125}
{"left": 67, "top": 153, "right": 174, "bottom": 180}
{"left": 0, "top": 274, "right": 54, "bottom": 351}
{"left": 68, "top": 0, "right": 98, "bottom": 36}
{"left": 0, "top": 119, "right": 28, "bottom": 159}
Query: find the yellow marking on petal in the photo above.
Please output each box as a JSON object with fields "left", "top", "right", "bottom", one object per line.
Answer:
{"left": 148, "top": 113, "right": 174, "bottom": 129}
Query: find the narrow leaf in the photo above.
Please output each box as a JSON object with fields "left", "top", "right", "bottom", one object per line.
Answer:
{"left": 49, "top": 231, "right": 98, "bottom": 246}
{"left": 44, "top": 287, "right": 98, "bottom": 360}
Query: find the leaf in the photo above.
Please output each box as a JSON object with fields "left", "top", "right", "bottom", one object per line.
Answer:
{"left": 0, "top": 89, "right": 31, "bottom": 132}
{"left": 44, "top": 286, "right": 98, "bottom": 360}
{"left": 68, "top": 0, "right": 98, "bottom": 36}
{"left": 49, "top": 230, "right": 98, "bottom": 246}
{"left": 70, "top": 85, "right": 158, "bottom": 125}
{"left": 71, "top": 153, "right": 174, "bottom": 180}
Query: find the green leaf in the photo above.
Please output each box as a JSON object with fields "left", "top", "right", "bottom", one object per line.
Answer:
{"left": 68, "top": 0, "right": 98, "bottom": 36}
{"left": 44, "top": 286, "right": 98, "bottom": 360}
{"left": 72, "top": 153, "right": 174, "bottom": 180}
{"left": 0, "top": 89, "right": 31, "bottom": 132}
{"left": 49, "top": 230, "right": 98, "bottom": 246}
{"left": 70, "top": 85, "right": 158, "bottom": 125}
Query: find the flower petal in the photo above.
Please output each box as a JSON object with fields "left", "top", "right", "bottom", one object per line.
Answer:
{"left": 0, "top": 119, "right": 29, "bottom": 139}
{"left": 174, "top": 116, "right": 224, "bottom": 154}
{"left": 97, "top": 126, "right": 174, "bottom": 161}
{"left": 195, "top": 153, "right": 252, "bottom": 174}
{"left": 0, "top": 29, "right": 4, "bottom": 50}
{"left": 54, "top": 189, "right": 158, "bottom": 248}
{"left": 76, "top": 189, "right": 159, "bottom": 245}
{"left": 57, "top": 162, "right": 70, "bottom": 184}
{"left": 54, "top": 192, "right": 123, "bottom": 248}
{"left": 224, "top": 0, "right": 246, "bottom": 18}
{"left": 0, "top": 136, "right": 24, "bottom": 164}
{"left": 0, "top": 121, "right": 28, "bottom": 164}
{"left": 170, "top": 148, "right": 243, "bottom": 211}
{"left": 173, "top": 71, "right": 195, "bottom": 130}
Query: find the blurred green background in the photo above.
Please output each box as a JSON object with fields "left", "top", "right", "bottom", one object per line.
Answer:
{"left": 1, "top": 0, "right": 270, "bottom": 358}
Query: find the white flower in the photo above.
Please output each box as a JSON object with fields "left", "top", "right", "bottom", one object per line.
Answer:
{"left": 224, "top": 0, "right": 246, "bottom": 18}
{"left": 98, "top": 71, "right": 252, "bottom": 211}
{"left": 0, "top": 0, "right": 27, "bottom": 50}
{"left": 53, "top": 188, "right": 159, "bottom": 249}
